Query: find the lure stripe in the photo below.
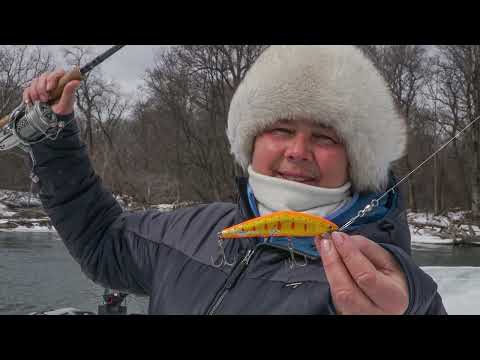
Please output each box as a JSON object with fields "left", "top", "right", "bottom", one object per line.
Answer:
{"left": 219, "top": 210, "right": 339, "bottom": 239}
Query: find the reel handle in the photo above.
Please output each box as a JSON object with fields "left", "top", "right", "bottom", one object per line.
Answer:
{"left": 0, "top": 67, "right": 83, "bottom": 129}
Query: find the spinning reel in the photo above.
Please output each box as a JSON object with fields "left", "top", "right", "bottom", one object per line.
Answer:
{"left": 0, "top": 101, "right": 68, "bottom": 152}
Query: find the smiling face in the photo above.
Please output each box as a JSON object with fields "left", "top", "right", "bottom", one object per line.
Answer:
{"left": 251, "top": 118, "right": 349, "bottom": 188}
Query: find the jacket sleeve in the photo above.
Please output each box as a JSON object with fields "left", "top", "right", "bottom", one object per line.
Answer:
{"left": 30, "top": 114, "right": 171, "bottom": 296}
{"left": 352, "top": 190, "right": 448, "bottom": 315}
{"left": 380, "top": 243, "right": 447, "bottom": 315}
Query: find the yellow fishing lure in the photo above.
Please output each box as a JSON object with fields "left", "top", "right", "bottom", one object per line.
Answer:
{"left": 219, "top": 211, "right": 338, "bottom": 239}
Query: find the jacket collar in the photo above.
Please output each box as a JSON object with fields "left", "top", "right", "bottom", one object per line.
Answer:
{"left": 235, "top": 176, "right": 256, "bottom": 220}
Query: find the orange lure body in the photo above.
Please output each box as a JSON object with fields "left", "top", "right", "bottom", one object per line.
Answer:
{"left": 219, "top": 211, "right": 338, "bottom": 239}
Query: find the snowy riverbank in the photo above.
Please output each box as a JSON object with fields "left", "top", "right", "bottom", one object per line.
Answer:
{"left": 2, "top": 188, "right": 480, "bottom": 247}
{"left": 0, "top": 190, "right": 53, "bottom": 233}
{"left": 0, "top": 189, "right": 190, "bottom": 233}
{"left": 408, "top": 211, "right": 480, "bottom": 245}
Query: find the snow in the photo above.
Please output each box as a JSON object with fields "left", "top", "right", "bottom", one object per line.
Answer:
{"left": 29, "top": 307, "right": 94, "bottom": 315}
{"left": 410, "top": 227, "right": 457, "bottom": 245}
{"left": 0, "top": 189, "right": 55, "bottom": 233}
{"left": 0, "top": 203, "right": 15, "bottom": 217}
{"left": 411, "top": 230, "right": 480, "bottom": 246}
{"left": 153, "top": 204, "right": 176, "bottom": 212}
{"left": 0, "top": 189, "right": 42, "bottom": 207}
{"left": 408, "top": 212, "right": 451, "bottom": 227}
{"left": 0, "top": 224, "right": 55, "bottom": 233}
{"left": 409, "top": 211, "right": 480, "bottom": 245}
{"left": 422, "top": 267, "right": 480, "bottom": 315}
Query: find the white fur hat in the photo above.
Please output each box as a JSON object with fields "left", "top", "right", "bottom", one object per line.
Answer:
{"left": 226, "top": 45, "right": 407, "bottom": 193}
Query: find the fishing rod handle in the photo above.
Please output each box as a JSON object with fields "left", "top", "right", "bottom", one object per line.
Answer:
{"left": 0, "top": 67, "right": 83, "bottom": 129}
{"left": 0, "top": 114, "right": 9, "bottom": 129}
{"left": 47, "top": 67, "right": 83, "bottom": 104}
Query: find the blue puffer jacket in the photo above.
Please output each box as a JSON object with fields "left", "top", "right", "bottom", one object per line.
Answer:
{"left": 31, "top": 115, "right": 447, "bottom": 314}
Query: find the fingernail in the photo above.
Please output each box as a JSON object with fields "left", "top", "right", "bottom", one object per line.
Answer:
{"left": 321, "top": 239, "right": 331, "bottom": 254}
{"left": 332, "top": 232, "right": 344, "bottom": 247}
{"left": 323, "top": 232, "right": 332, "bottom": 240}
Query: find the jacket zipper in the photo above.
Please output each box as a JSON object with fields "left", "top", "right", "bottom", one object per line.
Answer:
{"left": 207, "top": 248, "right": 255, "bottom": 315}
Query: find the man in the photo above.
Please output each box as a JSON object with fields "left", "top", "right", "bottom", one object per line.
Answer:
{"left": 23, "top": 45, "right": 446, "bottom": 314}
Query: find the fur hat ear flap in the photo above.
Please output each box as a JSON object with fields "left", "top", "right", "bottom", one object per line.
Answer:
{"left": 226, "top": 45, "right": 407, "bottom": 193}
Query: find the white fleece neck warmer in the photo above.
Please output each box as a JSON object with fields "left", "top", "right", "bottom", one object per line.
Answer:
{"left": 247, "top": 166, "right": 352, "bottom": 217}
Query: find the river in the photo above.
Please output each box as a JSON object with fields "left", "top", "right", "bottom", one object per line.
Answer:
{"left": 1, "top": 232, "right": 479, "bottom": 315}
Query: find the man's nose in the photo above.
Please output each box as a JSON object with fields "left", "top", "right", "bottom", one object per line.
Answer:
{"left": 284, "top": 134, "right": 313, "bottom": 161}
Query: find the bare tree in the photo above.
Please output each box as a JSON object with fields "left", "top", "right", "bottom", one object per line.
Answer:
{"left": 0, "top": 46, "right": 54, "bottom": 115}
{"left": 425, "top": 53, "right": 471, "bottom": 213}
{"left": 361, "top": 45, "right": 431, "bottom": 211}
{"left": 138, "top": 45, "right": 267, "bottom": 202}
{"left": 436, "top": 45, "right": 480, "bottom": 218}
{"left": 62, "top": 46, "right": 131, "bottom": 194}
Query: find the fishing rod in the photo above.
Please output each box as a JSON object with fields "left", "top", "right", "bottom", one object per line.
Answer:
{"left": 0, "top": 45, "right": 125, "bottom": 152}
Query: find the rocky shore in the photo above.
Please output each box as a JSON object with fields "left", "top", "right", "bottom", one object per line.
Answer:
{"left": 0, "top": 189, "right": 197, "bottom": 233}
{"left": 0, "top": 190, "right": 52, "bottom": 232}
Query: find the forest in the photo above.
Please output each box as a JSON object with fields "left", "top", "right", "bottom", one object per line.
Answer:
{"left": 1, "top": 45, "right": 479, "bottom": 218}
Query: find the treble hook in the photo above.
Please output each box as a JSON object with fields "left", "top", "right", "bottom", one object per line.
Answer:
{"left": 286, "top": 238, "right": 308, "bottom": 269}
{"left": 211, "top": 236, "right": 236, "bottom": 268}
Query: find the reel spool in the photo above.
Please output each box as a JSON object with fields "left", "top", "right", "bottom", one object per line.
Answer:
{"left": 0, "top": 101, "right": 67, "bottom": 152}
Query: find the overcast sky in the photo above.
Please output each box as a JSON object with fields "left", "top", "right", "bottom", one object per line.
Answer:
{"left": 43, "top": 45, "right": 169, "bottom": 99}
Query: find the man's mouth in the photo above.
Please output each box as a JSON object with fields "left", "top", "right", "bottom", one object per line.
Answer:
{"left": 276, "top": 172, "right": 316, "bottom": 184}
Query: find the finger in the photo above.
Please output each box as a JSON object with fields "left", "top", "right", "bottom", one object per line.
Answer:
{"left": 51, "top": 80, "right": 80, "bottom": 115}
{"left": 29, "top": 78, "right": 40, "bottom": 102}
{"left": 46, "top": 68, "right": 66, "bottom": 92}
{"left": 36, "top": 73, "right": 49, "bottom": 102}
{"left": 350, "top": 235, "right": 399, "bottom": 272}
{"left": 350, "top": 235, "right": 409, "bottom": 313}
{"left": 315, "top": 236, "right": 380, "bottom": 314}
{"left": 329, "top": 232, "right": 384, "bottom": 299}
{"left": 23, "top": 87, "right": 32, "bottom": 104}
{"left": 331, "top": 232, "right": 406, "bottom": 312}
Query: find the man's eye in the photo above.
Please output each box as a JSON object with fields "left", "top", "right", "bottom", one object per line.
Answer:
{"left": 271, "top": 128, "right": 293, "bottom": 135}
{"left": 314, "top": 135, "right": 336, "bottom": 145}
{"left": 270, "top": 128, "right": 293, "bottom": 135}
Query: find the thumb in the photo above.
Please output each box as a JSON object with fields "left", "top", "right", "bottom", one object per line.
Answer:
{"left": 51, "top": 80, "right": 81, "bottom": 115}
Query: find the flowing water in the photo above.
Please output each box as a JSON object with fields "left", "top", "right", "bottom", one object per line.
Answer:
{"left": 0, "top": 232, "right": 148, "bottom": 315}
{"left": 1, "top": 232, "right": 479, "bottom": 315}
